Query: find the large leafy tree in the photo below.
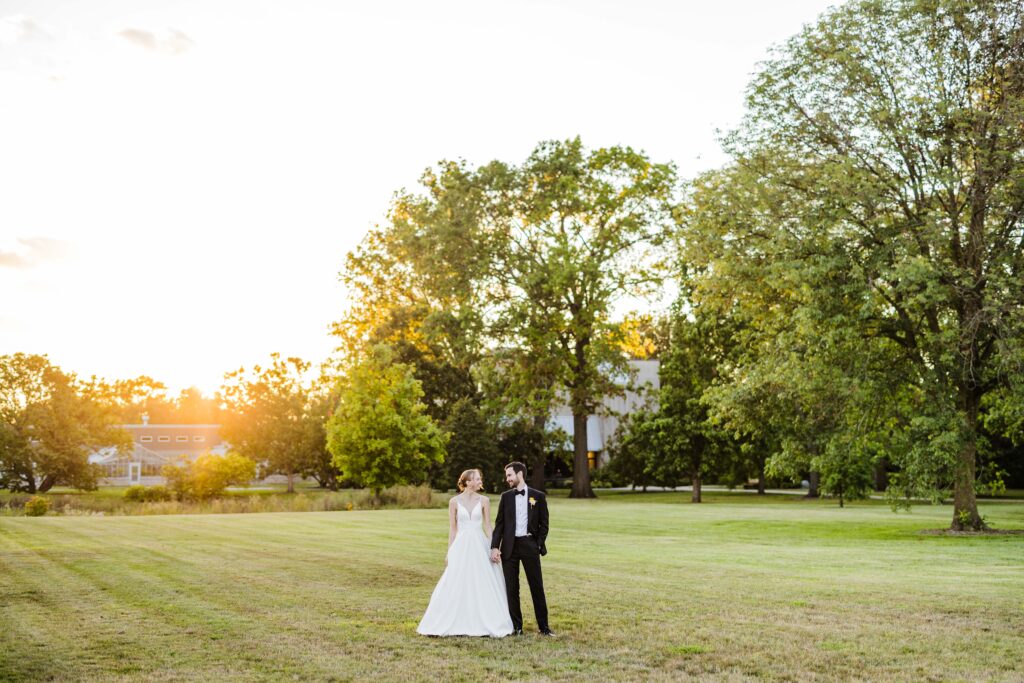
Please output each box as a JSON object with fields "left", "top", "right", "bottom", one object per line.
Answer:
{"left": 604, "top": 302, "right": 742, "bottom": 501}
{"left": 326, "top": 345, "right": 447, "bottom": 499}
{"left": 494, "top": 139, "right": 677, "bottom": 498}
{"left": 0, "top": 354, "right": 130, "bottom": 492}
{"left": 336, "top": 139, "right": 676, "bottom": 498}
{"left": 221, "top": 354, "right": 322, "bottom": 493}
{"left": 685, "top": 0, "right": 1024, "bottom": 529}
{"left": 334, "top": 161, "right": 495, "bottom": 422}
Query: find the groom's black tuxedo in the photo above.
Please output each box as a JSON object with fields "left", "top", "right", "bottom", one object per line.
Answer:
{"left": 491, "top": 486, "right": 549, "bottom": 633}
{"left": 491, "top": 486, "right": 549, "bottom": 558}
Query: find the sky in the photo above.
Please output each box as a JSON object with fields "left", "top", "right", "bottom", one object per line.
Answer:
{"left": 0, "top": 0, "right": 838, "bottom": 395}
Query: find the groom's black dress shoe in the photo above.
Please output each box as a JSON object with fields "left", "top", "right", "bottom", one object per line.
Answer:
{"left": 539, "top": 629, "right": 556, "bottom": 637}
{"left": 512, "top": 629, "right": 524, "bottom": 636}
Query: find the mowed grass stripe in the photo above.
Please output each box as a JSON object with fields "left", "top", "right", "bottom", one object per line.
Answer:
{"left": 0, "top": 519, "right": 333, "bottom": 680}
{"left": 1, "top": 495, "right": 1023, "bottom": 681}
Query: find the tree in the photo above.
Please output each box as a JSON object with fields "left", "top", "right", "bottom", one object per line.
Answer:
{"left": 335, "top": 140, "right": 676, "bottom": 498}
{"left": 684, "top": 0, "right": 1024, "bottom": 529}
{"left": 604, "top": 303, "right": 742, "bottom": 501}
{"left": 162, "top": 451, "right": 256, "bottom": 500}
{"left": 302, "top": 376, "right": 344, "bottom": 490}
{"left": 685, "top": 162, "right": 924, "bottom": 505}
{"left": 334, "top": 161, "right": 494, "bottom": 424}
{"left": 221, "top": 354, "right": 322, "bottom": 493}
{"left": 326, "top": 346, "right": 447, "bottom": 499}
{"left": 173, "top": 387, "right": 223, "bottom": 424}
{"left": 492, "top": 139, "right": 677, "bottom": 498}
{"left": 431, "top": 397, "right": 504, "bottom": 492}
{"left": 656, "top": 308, "right": 735, "bottom": 503}
{"left": 87, "top": 377, "right": 223, "bottom": 424}
{"left": 85, "top": 375, "right": 170, "bottom": 423}
{"left": 0, "top": 354, "right": 130, "bottom": 492}
{"left": 604, "top": 408, "right": 663, "bottom": 492}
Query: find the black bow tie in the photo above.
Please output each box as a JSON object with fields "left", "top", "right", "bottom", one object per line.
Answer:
{"left": 515, "top": 489, "right": 526, "bottom": 496}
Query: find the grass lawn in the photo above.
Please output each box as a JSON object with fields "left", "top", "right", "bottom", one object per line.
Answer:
{"left": 1, "top": 494, "right": 1022, "bottom": 682}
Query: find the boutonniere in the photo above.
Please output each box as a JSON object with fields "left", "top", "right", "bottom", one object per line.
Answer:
{"left": 529, "top": 497, "right": 537, "bottom": 506}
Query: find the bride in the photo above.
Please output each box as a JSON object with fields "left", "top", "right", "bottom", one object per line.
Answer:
{"left": 417, "top": 469, "right": 514, "bottom": 637}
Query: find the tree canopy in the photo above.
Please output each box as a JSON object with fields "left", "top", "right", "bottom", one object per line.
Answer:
{"left": 326, "top": 346, "right": 447, "bottom": 498}
{"left": 681, "top": 0, "right": 1024, "bottom": 528}
{"left": 0, "top": 354, "right": 131, "bottom": 493}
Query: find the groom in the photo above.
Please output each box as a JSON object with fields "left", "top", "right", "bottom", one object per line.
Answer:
{"left": 490, "top": 461, "right": 553, "bottom": 636}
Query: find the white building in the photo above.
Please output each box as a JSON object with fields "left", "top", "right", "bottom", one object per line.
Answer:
{"left": 548, "top": 359, "right": 659, "bottom": 469}
{"left": 89, "top": 418, "right": 227, "bottom": 486}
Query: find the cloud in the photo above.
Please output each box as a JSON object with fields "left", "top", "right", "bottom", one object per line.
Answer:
{"left": 118, "top": 27, "right": 194, "bottom": 56}
{"left": 0, "top": 237, "right": 76, "bottom": 269}
{"left": 0, "top": 15, "right": 54, "bottom": 45}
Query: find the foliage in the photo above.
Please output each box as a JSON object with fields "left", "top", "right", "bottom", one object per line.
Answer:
{"left": 431, "top": 398, "right": 504, "bottom": 492}
{"left": 86, "top": 376, "right": 223, "bottom": 424}
{"left": 814, "top": 438, "right": 876, "bottom": 507}
{"left": 23, "top": 495, "right": 48, "bottom": 516}
{"left": 221, "top": 354, "right": 325, "bottom": 493}
{"left": 490, "top": 139, "right": 678, "bottom": 498}
{"left": 0, "top": 354, "right": 132, "bottom": 493}
{"left": 681, "top": 0, "right": 1024, "bottom": 529}
{"left": 337, "top": 139, "right": 677, "bottom": 498}
{"left": 603, "top": 408, "right": 660, "bottom": 490}
{"left": 326, "top": 346, "right": 448, "bottom": 497}
{"left": 604, "top": 299, "right": 744, "bottom": 500}
{"left": 123, "top": 485, "right": 173, "bottom": 503}
{"left": 161, "top": 452, "right": 256, "bottom": 500}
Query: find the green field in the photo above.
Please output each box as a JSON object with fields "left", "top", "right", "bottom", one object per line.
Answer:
{"left": 2, "top": 494, "right": 1023, "bottom": 682}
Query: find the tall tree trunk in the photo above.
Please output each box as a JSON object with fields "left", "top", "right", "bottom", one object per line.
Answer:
{"left": 286, "top": 469, "right": 295, "bottom": 494}
{"left": 529, "top": 414, "right": 547, "bottom": 492}
{"left": 757, "top": 458, "right": 766, "bottom": 495}
{"left": 37, "top": 473, "right": 57, "bottom": 493}
{"left": 873, "top": 457, "right": 888, "bottom": 492}
{"left": 807, "top": 471, "right": 820, "bottom": 498}
{"left": 951, "top": 387, "right": 985, "bottom": 531}
{"left": 570, "top": 412, "right": 595, "bottom": 498}
{"left": 691, "top": 467, "right": 702, "bottom": 503}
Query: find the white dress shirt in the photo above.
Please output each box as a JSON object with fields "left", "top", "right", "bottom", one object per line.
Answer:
{"left": 514, "top": 487, "right": 528, "bottom": 536}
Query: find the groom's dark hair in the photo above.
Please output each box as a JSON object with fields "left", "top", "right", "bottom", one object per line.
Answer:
{"left": 505, "top": 461, "right": 527, "bottom": 477}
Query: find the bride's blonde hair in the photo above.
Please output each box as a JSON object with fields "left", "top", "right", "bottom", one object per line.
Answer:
{"left": 457, "top": 469, "right": 483, "bottom": 492}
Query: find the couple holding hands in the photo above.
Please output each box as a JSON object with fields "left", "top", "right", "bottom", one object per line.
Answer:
{"left": 417, "top": 461, "right": 553, "bottom": 638}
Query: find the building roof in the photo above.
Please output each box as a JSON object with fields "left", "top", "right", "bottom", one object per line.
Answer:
{"left": 88, "top": 423, "right": 228, "bottom": 463}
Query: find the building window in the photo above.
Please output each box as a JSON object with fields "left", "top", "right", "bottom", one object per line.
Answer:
{"left": 193, "top": 436, "right": 205, "bottom": 442}
{"left": 176, "top": 436, "right": 188, "bottom": 442}
{"left": 158, "top": 436, "right": 170, "bottom": 443}
{"left": 103, "top": 462, "right": 128, "bottom": 478}
{"left": 140, "top": 436, "right": 153, "bottom": 443}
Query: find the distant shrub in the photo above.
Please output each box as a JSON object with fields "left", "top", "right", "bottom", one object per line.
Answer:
{"left": 142, "top": 485, "right": 173, "bottom": 502}
{"left": 123, "top": 485, "right": 146, "bottom": 502}
{"left": 24, "top": 496, "right": 49, "bottom": 517}
{"left": 125, "top": 485, "right": 173, "bottom": 503}
{"left": 162, "top": 452, "right": 256, "bottom": 500}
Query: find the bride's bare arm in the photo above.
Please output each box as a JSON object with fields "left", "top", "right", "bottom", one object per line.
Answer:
{"left": 448, "top": 497, "right": 458, "bottom": 549}
{"left": 482, "top": 496, "right": 493, "bottom": 538}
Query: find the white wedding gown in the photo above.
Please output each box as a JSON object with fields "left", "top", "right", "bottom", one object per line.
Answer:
{"left": 417, "top": 499, "right": 514, "bottom": 637}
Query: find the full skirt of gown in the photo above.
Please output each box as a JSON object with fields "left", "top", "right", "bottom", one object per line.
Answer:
{"left": 417, "top": 500, "right": 514, "bottom": 637}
